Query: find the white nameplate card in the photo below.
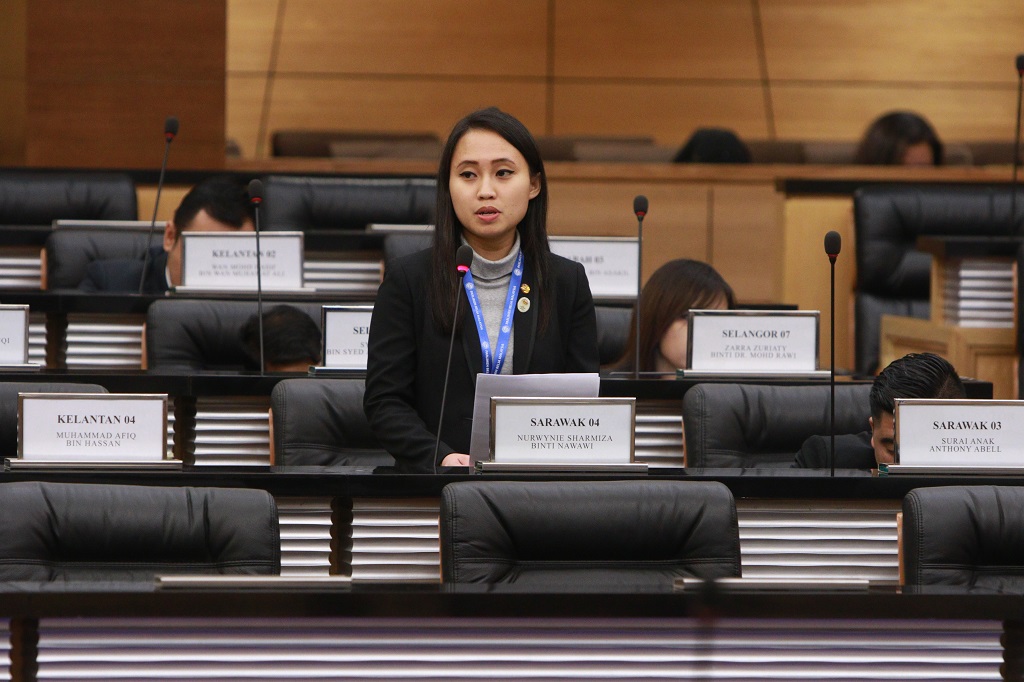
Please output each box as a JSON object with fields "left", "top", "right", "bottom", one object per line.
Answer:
{"left": 18, "top": 393, "right": 168, "bottom": 463}
{"left": 179, "top": 231, "right": 305, "bottom": 291}
{"left": 549, "top": 237, "right": 638, "bottom": 299}
{"left": 489, "top": 397, "right": 635, "bottom": 464}
{"left": 0, "top": 305, "right": 30, "bottom": 365}
{"left": 687, "top": 310, "right": 820, "bottom": 373}
{"left": 321, "top": 305, "right": 373, "bottom": 370}
{"left": 894, "top": 399, "right": 1024, "bottom": 467}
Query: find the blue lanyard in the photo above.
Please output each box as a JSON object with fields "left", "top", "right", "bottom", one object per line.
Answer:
{"left": 462, "top": 250, "right": 524, "bottom": 374}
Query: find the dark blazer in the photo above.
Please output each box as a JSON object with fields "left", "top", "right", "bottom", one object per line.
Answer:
{"left": 79, "top": 247, "right": 169, "bottom": 294}
{"left": 364, "top": 248, "right": 599, "bottom": 472}
{"left": 792, "top": 431, "right": 876, "bottom": 469}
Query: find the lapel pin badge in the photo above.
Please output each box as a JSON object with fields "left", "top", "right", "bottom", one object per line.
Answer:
{"left": 517, "top": 297, "right": 531, "bottom": 313}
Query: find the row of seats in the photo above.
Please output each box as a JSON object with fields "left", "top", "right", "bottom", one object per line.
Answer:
{"left": 6, "top": 478, "right": 1007, "bottom": 589}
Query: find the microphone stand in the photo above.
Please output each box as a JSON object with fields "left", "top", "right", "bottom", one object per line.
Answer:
{"left": 829, "top": 251, "right": 836, "bottom": 477}
{"left": 139, "top": 117, "right": 178, "bottom": 294}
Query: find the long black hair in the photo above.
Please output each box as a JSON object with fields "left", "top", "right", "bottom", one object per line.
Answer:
{"left": 429, "top": 107, "right": 550, "bottom": 332}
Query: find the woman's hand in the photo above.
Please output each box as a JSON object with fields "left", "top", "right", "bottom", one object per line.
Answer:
{"left": 440, "top": 453, "right": 471, "bottom": 467}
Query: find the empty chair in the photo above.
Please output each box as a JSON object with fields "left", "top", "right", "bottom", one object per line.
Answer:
{"left": 440, "top": 480, "right": 740, "bottom": 586}
{"left": 682, "top": 383, "right": 871, "bottom": 468}
{"left": 902, "top": 486, "right": 1024, "bottom": 590}
{"left": 271, "top": 130, "right": 441, "bottom": 159}
{"left": 145, "top": 299, "right": 324, "bottom": 371}
{"left": 270, "top": 378, "right": 393, "bottom": 467}
{"left": 595, "top": 305, "right": 631, "bottom": 366}
{"left": 0, "top": 171, "right": 136, "bottom": 225}
{"left": 43, "top": 227, "right": 154, "bottom": 290}
{"left": 0, "top": 481, "right": 279, "bottom": 580}
{"left": 0, "top": 382, "right": 107, "bottom": 457}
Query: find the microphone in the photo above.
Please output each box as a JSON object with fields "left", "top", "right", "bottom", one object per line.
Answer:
{"left": 1011, "top": 54, "right": 1024, "bottom": 233}
{"left": 248, "top": 179, "right": 265, "bottom": 376}
{"left": 138, "top": 116, "right": 179, "bottom": 294}
{"left": 824, "top": 231, "right": 841, "bottom": 476}
{"left": 632, "top": 195, "right": 648, "bottom": 379}
{"left": 434, "top": 244, "right": 474, "bottom": 470}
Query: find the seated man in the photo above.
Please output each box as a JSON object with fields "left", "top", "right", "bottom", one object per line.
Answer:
{"left": 79, "top": 176, "right": 254, "bottom": 294}
{"left": 240, "top": 304, "right": 321, "bottom": 372}
{"left": 794, "top": 352, "right": 965, "bottom": 469}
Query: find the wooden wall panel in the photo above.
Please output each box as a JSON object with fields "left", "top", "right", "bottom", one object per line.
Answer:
{"left": 24, "top": 1, "right": 225, "bottom": 169}
{"left": 760, "top": 0, "right": 1024, "bottom": 83}
{"left": 228, "top": 0, "right": 279, "bottom": 73}
{"left": 551, "top": 83, "right": 770, "bottom": 145}
{"left": 0, "top": 0, "right": 26, "bottom": 165}
{"left": 553, "top": 0, "right": 761, "bottom": 79}
{"left": 710, "top": 185, "right": 784, "bottom": 304}
{"left": 771, "top": 85, "right": 1019, "bottom": 141}
{"left": 275, "top": 0, "right": 548, "bottom": 76}
{"left": 228, "top": 75, "right": 268, "bottom": 159}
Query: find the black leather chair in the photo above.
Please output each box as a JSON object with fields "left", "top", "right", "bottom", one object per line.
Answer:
{"left": 595, "top": 305, "right": 631, "bottom": 366}
{"left": 440, "top": 480, "right": 740, "bottom": 586}
{"left": 145, "top": 299, "right": 324, "bottom": 371}
{"left": 270, "top": 378, "right": 393, "bottom": 467}
{"left": 0, "top": 481, "right": 279, "bottom": 580}
{"left": 0, "top": 382, "right": 107, "bottom": 457}
{"left": 682, "top": 383, "right": 871, "bottom": 468}
{"left": 262, "top": 175, "right": 435, "bottom": 232}
{"left": 902, "top": 486, "right": 1024, "bottom": 589}
{"left": 0, "top": 171, "right": 137, "bottom": 225}
{"left": 382, "top": 232, "right": 433, "bottom": 265}
{"left": 853, "top": 185, "right": 1024, "bottom": 375}
{"left": 44, "top": 227, "right": 154, "bottom": 290}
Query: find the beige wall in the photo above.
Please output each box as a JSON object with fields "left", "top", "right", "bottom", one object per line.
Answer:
{"left": 227, "top": 0, "right": 1024, "bottom": 159}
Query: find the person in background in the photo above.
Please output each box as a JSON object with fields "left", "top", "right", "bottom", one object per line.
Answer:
{"left": 611, "top": 258, "right": 734, "bottom": 374}
{"left": 79, "top": 176, "right": 255, "bottom": 294}
{"left": 854, "top": 111, "right": 944, "bottom": 166}
{"left": 793, "top": 352, "right": 965, "bottom": 469}
{"left": 363, "top": 107, "right": 599, "bottom": 472}
{"left": 673, "top": 128, "right": 752, "bottom": 164}
{"left": 240, "top": 304, "right": 321, "bottom": 372}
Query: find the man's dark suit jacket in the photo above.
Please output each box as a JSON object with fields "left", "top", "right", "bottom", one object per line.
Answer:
{"left": 792, "top": 431, "right": 876, "bottom": 469}
{"left": 79, "top": 247, "right": 169, "bottom": 294}
{"left": 364, "top": 248, "right": 599, "bottom": 472}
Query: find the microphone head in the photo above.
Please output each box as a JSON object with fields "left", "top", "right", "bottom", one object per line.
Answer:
{"left": 633, "top": 195, "right": 649, "bottom": 219}
{"left": 824, "top": 230, "right": 842, "bottom": 257}
{"left": 1017, "top": 54, "right": 1024, "bottom": 75}
{"left": 247, "top": 179, "right": 264, "bottom": 205}
{"left": 455, "top": 244, "right": 474, "bottom": 276}
{"left": 164, "top": 116, "right": 179, "bottom": 141}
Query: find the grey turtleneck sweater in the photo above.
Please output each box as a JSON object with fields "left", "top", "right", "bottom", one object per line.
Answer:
{"left": 466, "top": 232, "right": 521, "bottom": 375}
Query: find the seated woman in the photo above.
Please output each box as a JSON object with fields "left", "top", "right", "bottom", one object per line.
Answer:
{"left": 611, "top": 259, "right": 734, "bottom": 374}
{"left": 364, "top": 107, "right": 599, "bottom": 472}
{"left": 854, "top": 111, "right": 944, "bottom": 166}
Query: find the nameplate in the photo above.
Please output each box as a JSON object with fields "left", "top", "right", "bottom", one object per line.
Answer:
{"left": 549, "top": 237, "right": 638, "bottom": 299}
{"left": 895, "top": 399, "right": 1024, "bottom": 467}
{"left": 18, "top": 394, "right": 168, "bottom": 463}
{"left": 180, "top": 231, "right": 305, "bottom": 291}
{"left": 0, "top": 305, "right": 29, "bottom": 365}
{"left": 687, "top": 310, "right": 819, "bottom": 372}
{"left": 322, "top": 305, "right": 373, "bottom": 370}
{"left": 489, "top": 397, "right": 635, "bottom": 464}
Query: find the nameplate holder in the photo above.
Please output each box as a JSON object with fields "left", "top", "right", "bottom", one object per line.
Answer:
{"left": 489, "top": 397, "right": 636, "bottom": 465}
{"left": 319, "top": 305, "right": 373, "bottom": 370}
{"left": 17, "top": 393, "right": 170, "bottom": 465}
{"left": 179, "top": 231, "right": 306, "bottom": 292}
{"left": 549, "top": 236, "right": 638, "bottom": 299}
{"left": 0, "top": 305, "right": 33, "bottom": 367}
{"left": 894, "top": 399, "right": 1024, "bottom": 467}
{"left": 687, "top": 310, "right": 820, "bottom": 373}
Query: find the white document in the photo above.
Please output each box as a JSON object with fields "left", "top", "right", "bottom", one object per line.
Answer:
{"left": 468, "top": 373, "right": 600, "bottom": 462}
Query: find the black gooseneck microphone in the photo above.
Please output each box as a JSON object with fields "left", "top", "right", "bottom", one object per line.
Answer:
{"left": 433, "top": 244, "right": 475, "bottom": 471}
{"left": 1011, "top": 54, "right": 1024, "bottom": 233}
{"left": 824, "top": 231, "right": 842, "bottom": 476}
{"left": 139, "top": 116, "right": 179, "bottom": 294}
{"left": 632, "top": 195, "right": 648, "bottom": 379}
{"left": 248, "top": 179, "right": 266, "bottom": 376}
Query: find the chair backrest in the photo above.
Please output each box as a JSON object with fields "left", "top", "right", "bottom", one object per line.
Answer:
{"left": 853, "top": 185, "right": 1024, "bottom": 375}
{"left": 440, "top": 480, "right": 740, "bottom": 586}
{"left": 0, "top": 171, "right": 137, "bottom": 225}
{"left": 262, "top": 175, "right": 436, "bottom": 232}
{"left": 902, "top": 486, "right": 1024, "bottom": 589}
{"left": 271, "top": 130, "right": 440, "bottom": 159}
{"left": 382, "top": 232, "right": 433, "bottom": 265}
{"left": 44, "top": 227, "right": 153, "bottom": 289}
{"left": 595, "top": 305, "right": 631, "bottom": 366}
{"left": 682, "top": 383, "right": 872, "bottom": 468}
{"left": 270, "top": 378, "right": 393, "bottom": 467}
{"left": 146, "top": 299, "right": 324, "bottom": 371}
{"left": 0, "top": 481, "right": 279, "bottom": 580}
{"left": 0, "top": 382, "right": 107, "bottom": 456}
